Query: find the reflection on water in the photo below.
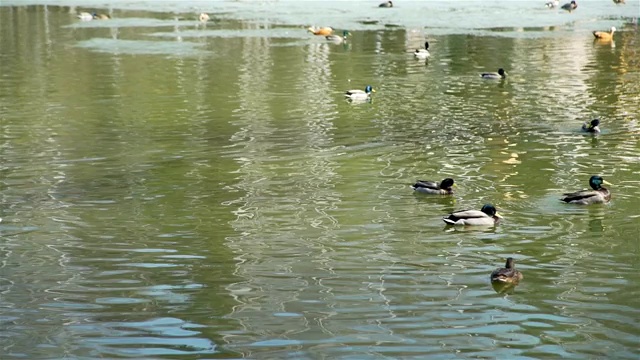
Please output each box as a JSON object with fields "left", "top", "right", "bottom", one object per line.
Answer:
{"left": 1, "top": 2, "right": 639, "bottom": 359}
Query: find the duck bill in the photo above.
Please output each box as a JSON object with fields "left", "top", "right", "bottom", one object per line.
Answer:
{"left": 494, "top": 213, "right": 503, "bottom": 219}
{"left": 603, "top": 180, "right": 613, "bottom": 186}
{"left": 371, "top": 89, "right": 376, "bottom": 93}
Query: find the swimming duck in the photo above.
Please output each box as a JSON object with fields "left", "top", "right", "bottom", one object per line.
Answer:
{"left": 612, "top": 0, "right": 625, "bottom": 4}
{"left": 593, "top": 27, "right": 615, "bottom": 41}
{"left": 582, "top": 119, "right": 601, "bottom": 133}
{"left": 414, "top": 41, "right": 431, "bottom": 59}
{"left": 379, "top": 1, "right": 393, "bottom": 7}
{"left": 326, "top": 30, "right": 350, "bottom": 43}
{"left": 77, "top": 12, "right": 95, "bottom": 21}
{"left": 308, "top": 26, "right": 334, "bottom": 36}
{"left": 412, "top": 178, "right": 455, "bottom": 195}
{"left": 545, "top": 0, "right": 559, "bottom": 8}
{"left": 490, "top": 258, "right": 523, "bottom": 285}
{"left": 93, "top": 13, "right": 111, "bottom": 20}
{"left": 345, "top": 85, "right": 375, "bottom": 101}
{"left": 199, "top": 13, "right": 210, "bottom": 22}
{"left": 561, "top": 0, "right": 577, "bottom": 11}
{"left": 443, "top": 204, "right": 502, "bottom": 226}
{"left": 481, "top": 68, "right": 507, "bottom": 79}
{"left": 561, "top": 175, "right": 612, "bottom": 205}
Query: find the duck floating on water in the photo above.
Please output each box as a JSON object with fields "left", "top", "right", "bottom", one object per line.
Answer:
{"left": 593, "top": 27, "right": 615, "bottom": 41}
{"left": 612, "top": 0, "right": 625, "bottom": 4}
{"left": 199, "top": 13, "right": 210, "bottom": 22}
{"left": 414, "top": 41, "right": 431, "bottom": 59}
{"left": 412, "top": 178, "right": 455, "bottom": 195}
{"left": 326, "top": 30, "right": 350, "bottom": 43}
{"left": 582, "top": 119, "right": 601, "bottom": 133}
{"left": 491, "top": 258, "right": 523, "bottom": 285}
{"left": 345, "top": 85, "right": 375, "bottom": 101}
{"left": 561, "top": 175, "right": 612, "bottom": 205}
{"left": 561, "top": 0, "right": 577, "bottom": 12}
{"left": 308, "top": 26, "right": 334, "bottom": 36}
{"left": 443, "top": 204, "right": 502, "bottom": 226}
{"left": 379, "top": 1, "right": 393, "bottom": 7}
{"left": 93, "top": 13, "right": 110, "bottom": 20}
{"left": 481, "top": 68, "right": 507, "bottom": 79}
{"left": 545, "top": 0, "right": 559, "bottom": 8}
{"left": 77, "top": 12, "right": 95, "bottom": 21}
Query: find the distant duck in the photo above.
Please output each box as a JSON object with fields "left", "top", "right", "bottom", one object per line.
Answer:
{"left": 308, "top": 26, "right": 334, "bottom": 36}
{"left": 560, "top": 175, "right": 612, "bottom": 205}
{"left": 379, "top": 1, "right": 393, "bottom": 7}
{"left": 593, "top": 27, "right": 616, "bottom": 41}
{"left": 612, "top": 0, "right": 625, "bottom": 4}
{"left": 545, "top": 0, "right": 559, "bottom": 8}
{"left": 77, "top": 12, "right": 95, "bottom": 21}
{"left": 326, "top": 30, "right": 350, "bottom": 43}
{"left": 582, "top": 118, "right": 601, "bottom": 133}
{"left": 481, "top": 68, "right": 507, "bottom": 79}
{"left": 412, "top": 178, "right": 455, "bottom": 195}
{"left": 345, "top": 85, "right": 375, "bottom": 101}
{"left": 443, "top": 204, "right": 502, "bottom": 226}
{"left": 414, "top": 41, "right": 431, "bottom": 59}
{"left": 93, "top": 13, "right": 111, "bottom": 20}
{"left": 491, "top": 258, "right": 524, "bottom": 285}
{"left": 199, "top": 13, "right": 210, "bottom": 22}
{"left": 561, "top": 0, "right": 577, "bottom": 11}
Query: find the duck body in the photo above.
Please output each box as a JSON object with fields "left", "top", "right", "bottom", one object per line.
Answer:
{"left": 481, "top": 68, "right": 507, "bottom": 79}
{"left": 561, "top": 175, "right": 612, "bottom": 205}
{"left": 199, "top": 13, "right": 210, "bottom": 22}
{"left": 443, "top": 204, "right": 502, "bottom": 226}
{"left": 77, "top": 12, "right": 95, "bottom": 21}
{"left": 345, "top": 85, "right": 375, "bottom": 101}
{"left": 593, "top": 27, "right": 615, "bottom": 40}
{"left": 491, "top": 258, "right": 523, "bottom": 284}
{"left": 379, "top": 1, "right": 393, "bottom": 7}
{"left": 326, "top": 30, "right": 349, "bottom": 43}
{"left": 412, "top": 178, "right": 454, "bottom": 195}
{"left": 561, "top": 0, "right": 577, "bottom": 11}
{"left": 93, "top": 13, "right": 110, "bottom": 20}
{"left": 613, "top": 0, "right": 625, "bottom": 4}
{"left": 308, "top": 26, "right": 334, "bottom": 36}
{"left": 414, "top": 41, "right": 431, "bottom": 59}
{"left": 545, "top": 0, "right": 559, "bottom": 8}
{"left": 582, "top": 119, "right": 601, "bottom": 133}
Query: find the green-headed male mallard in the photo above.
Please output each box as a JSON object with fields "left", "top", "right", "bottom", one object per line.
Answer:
{"left": 345, "top": 85, "right": 375, "bottom": 101}
{"left": 561, "top": 0, "right": 577, "bottom": 11}
{"left": 414, "top": 41, "right": 431, "bottom": 59}
{"left": 326, "top": 30, "right": 350, "bottom": 43}
{"left": 412, "top": 178, "right": 455, "bottom": 195}
{"left": 491, "top": 257, "right": 523, "bottom": 285}
{"left": 481, "top": 68, "right": 507, "bottom": 79}
{"left": 593, "top": 27, "right": 615, "bottom": 41}
{"left": 379, "top": 1, "right": 393, "bottom": 7}
{"left": 443, "top": 204, "right": 502, "bottom": 226}
{"left": 582, "top": 118, "right": 601, "bottom": 133}
{"left": 561, "top": 175, "right": 612, "bottom": 205}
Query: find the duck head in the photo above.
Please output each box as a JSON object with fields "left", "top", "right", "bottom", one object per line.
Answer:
{"left": 498, "top": 68, "right": 507, "bottom": 77}
{"left": 365, "top": 85, "right": 375, "bottom": 94}
{"left": 589, "top": 175, "right": 612, "bottom": 190}
{"left": 440, "top": 178, "right": 455, "bottom": 189}
{"left": 481, "top": 204, "right": 502, "bottom": 218}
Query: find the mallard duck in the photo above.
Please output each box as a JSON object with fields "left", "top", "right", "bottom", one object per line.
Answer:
{"left": 307, "top": 26, "right": 334, "bottom": 36}
{"left": 93, "top": 13, "right": 111, "bottom": 20}
{"left": 414, "top": 41, "right": 431, "bottom": 59}
{"left": 593, "top": 27, "right": 615, "bottom": 41}
{"left": 443, "top": 204, "right": 502, "bottom": 226}
{"left": 326, "top": 30, "right": 350, "bottom": 43}
{"left": 582, "top": 118, "right": 601, "bottom": 133}
{"left": 77, "top": 12, "right": 95, "bottom": 21}
{"left": 345, "top": 85, "right": 375, "bottom": 101}
{"left": 379, "top": 1, "right": 393, "bottom": 7}
{"left": 412, "top": 178, "right": 455, "bottom": 195}
{"left": 545, "top": 0, "right": 559, "bottom": 8}
{"left": 199, "top": 13, "right": 210, "bottom": 22}
{"left": 490, "top": 258, "right": 523, "bottom": 285}
{"left": 561, "top": 0, "right": 577, "bottom": 11}
{"left": 612, "top": 0, "right": 625, "bottom": 4}
{"left": 561, "top": 175, "right": 612, "bottom": 205}
{"left": 481, "top": 68, "right": 507, "bottom": 79}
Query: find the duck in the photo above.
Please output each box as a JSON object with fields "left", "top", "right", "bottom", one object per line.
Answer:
{"left": 560, "top": 175, "right": 612, "bottom": 205}
{"left": 545, "top": 0, "right": 559, "bottom": 8}
{"left": 481, "top": 68, "right": 507, "bottom": 79}
{"left": 199, "top": 13, "right": 210, "bottom": 22}
{"left": 326, "top": 30, "right": 350, "bottom": 43}
{"left": 412, "top": 178, "right": 455, "bottom": 195}
{"left": 443, "top": 204, "right": 502, "bottom": 226}
{"left": 93, "top": 13, "right": 111, "bottom": 20}
{"left": 561, "top": 0, "right": 577, "bottom": 11}
{"left": 612, "top": 0, "right": 625, "bottom": 4}
{"left": 593, "top": 27, "right": 616, "bottom": 41}
{"left": 379, "top": 1, "right": 393, "bottom": 7}
{"left": 414, "top": 41, "right": 431, "bottom": 59}
{"left": 582, "top": 118, "right": 601, "bottom": 133}
{"left": 77, "top": 12, "right": 95, "bottom": 21}
{"left": 345, "top": 85, "right": 375, "bottom": 101}
{"left": 490, "top": 258, "right": 523, "bottom": 285}
{"left": 307, "top": 26, "right": 334, "bottom": 36}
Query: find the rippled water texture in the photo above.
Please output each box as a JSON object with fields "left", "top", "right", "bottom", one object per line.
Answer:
{"left": 1, "top": 1, "right": 639, "bottom": 358}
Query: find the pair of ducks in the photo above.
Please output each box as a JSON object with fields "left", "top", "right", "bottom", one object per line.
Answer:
{"left": 412, "top": 174, "right": 612, "bottom": 226}
{"left": 413, "top": 42, "right": 507, "bottom": 81}
{"left": 545, "top": 0, "right": 577, "bottom": 11}
{"left": 77, "top": 12, "right": 110, "bottom": 21}
{"left": 307, "top": 27, "right": 351, "bottom": 43}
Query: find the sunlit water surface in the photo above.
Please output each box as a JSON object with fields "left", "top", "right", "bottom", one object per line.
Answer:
{"left": 1, "top": 1, "right": 639, "bottom": 358}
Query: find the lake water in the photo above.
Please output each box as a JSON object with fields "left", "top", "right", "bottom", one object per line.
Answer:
{"left": 1, "top": 1, "right": 639, "bottom": 358}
